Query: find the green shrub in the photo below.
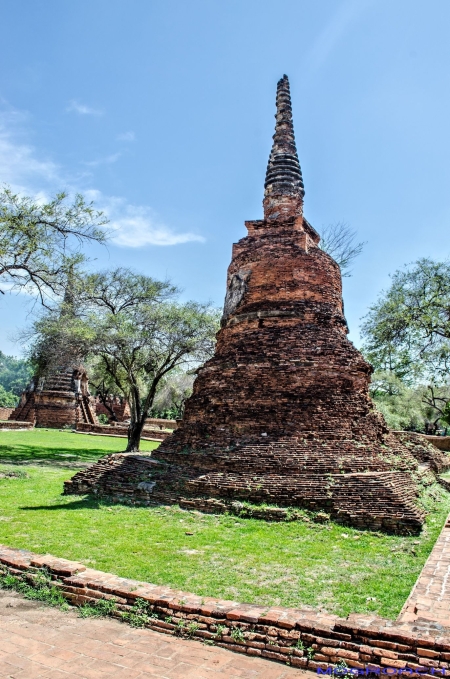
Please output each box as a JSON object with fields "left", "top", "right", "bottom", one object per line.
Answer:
{"left": 79, "top": 597, "right": 117, "bottom": 617}
{"left": 0, "top": 567, "right": 68, "bottom": 609}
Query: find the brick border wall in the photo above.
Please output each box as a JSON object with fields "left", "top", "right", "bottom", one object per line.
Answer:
{"left": 75, "top": 422, "right": 170, "bottom": 441}
{"left": 1, "top": 544, "right": 449, "bottom": 675}
{"left": 0, "top": 407, "right": 14, "bottom": 420}
{"left": 422, "top": 437, "right": 450, "bottom": 452}
{"left": 0, "top": 421, "right": 34, "bottom": 429}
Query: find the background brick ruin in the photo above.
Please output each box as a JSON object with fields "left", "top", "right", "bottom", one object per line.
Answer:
{"left": 10, "top": 366, "right": 97, "bottom": 428}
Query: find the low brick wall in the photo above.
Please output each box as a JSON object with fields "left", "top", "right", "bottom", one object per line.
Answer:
{"left": 0, "top": 420, "right": 34, "bottom": 430}
{"left": 145, "top": 418, "right": 178, "bottom": 430}
{"left": 0, "top": 407, "right": 14, "bottom": 420}
{"left": 75, "top": 422, "right": 170, "bottom": 441}
{"left": 392, "top": 432, "right": 450, "bottom": 454}
{"left": 422, "top": 436, "right": 450, "bottom": 452}
{"left": 0, "top": 544, "right": 449, "bottom": 675}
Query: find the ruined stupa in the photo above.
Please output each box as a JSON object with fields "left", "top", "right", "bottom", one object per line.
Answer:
{"left": 65, "top": 75, "right": 447, "bottom": 532}
{"left": 10, "top": 366, "right": 97, "bottom": 428}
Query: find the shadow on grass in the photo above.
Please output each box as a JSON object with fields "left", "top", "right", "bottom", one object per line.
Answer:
{"left": 20, "top": 495, "right": 167, "bottom": 512}
{"left": 20, "top": 497, "right": 112, "bottom": 511}
{"left": 0, "top": 444, "right": 119, "bottom": 465}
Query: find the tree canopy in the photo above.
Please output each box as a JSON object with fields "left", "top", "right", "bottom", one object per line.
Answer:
{"left": 0, "top": 351, "right": 33, "bottom": 395}
{"left": 361, "top": 258, "right": 450, "bottom": 432}
{"left": 361, "top": 258, "right": 450, "bottom": 381}
{"left": 0, "top": 187, "right": 108, "bottom": 305}
{"left": 28, "top": 268, "right": 220, "bottom": 450}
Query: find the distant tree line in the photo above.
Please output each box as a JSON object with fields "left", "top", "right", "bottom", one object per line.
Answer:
{"left": 0, "top": 351, "right": 33, "bottom": 407}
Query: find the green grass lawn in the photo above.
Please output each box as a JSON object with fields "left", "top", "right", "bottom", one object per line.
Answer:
{"left": 0, "top": 429, "right": 449, "bottom": 619}
{"left": 0, "top": 429, "right": 159, "bottom": 465}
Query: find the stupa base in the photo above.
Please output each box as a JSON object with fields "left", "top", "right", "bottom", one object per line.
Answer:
{"left": 64, "top": 433, "right": 448, "bottom": 534}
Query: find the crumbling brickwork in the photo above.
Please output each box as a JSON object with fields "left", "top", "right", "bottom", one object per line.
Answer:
{"left": 66, "top": 75, "right": 448, "bottom": 532}
{"left": 95, "top": 396, "right": 131, "bottom": 422}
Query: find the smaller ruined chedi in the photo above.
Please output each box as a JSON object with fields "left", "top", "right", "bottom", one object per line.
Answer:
{"left": 65, "top": 75, "right": 448, "bottom": 532}
{"left": 10, "top": 367, "right": 97, "bottom": 428}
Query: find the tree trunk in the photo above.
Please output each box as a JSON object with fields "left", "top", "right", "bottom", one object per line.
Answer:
{"left": 126, "top": 418, "right": 145, "bottom": 452}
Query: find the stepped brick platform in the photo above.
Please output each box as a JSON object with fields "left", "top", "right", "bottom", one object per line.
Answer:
{"left": 2, "top": 542, "right": 450, "bottom": 676}
{"left": 10, "top": 367, "right": 98, "bottom": 429}
{"left": 0, "top": 407, "right": 14, "bottom": 420}
{"left": 0, "top": 420, "right": 34, "bottom": 430}
{"left": 65, "top": 75, "right": 449, "bottom": 534}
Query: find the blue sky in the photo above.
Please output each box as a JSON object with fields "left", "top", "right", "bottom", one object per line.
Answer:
{"left": 1, "top": 0, "right": 449, "bottom": 355}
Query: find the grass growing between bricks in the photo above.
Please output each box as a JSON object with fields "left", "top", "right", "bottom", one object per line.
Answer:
{"left": 0, "top": 430, "right": 449, "bottom": 619}
{"left": 0, "top": 566, "right": 69, "bottom": 609}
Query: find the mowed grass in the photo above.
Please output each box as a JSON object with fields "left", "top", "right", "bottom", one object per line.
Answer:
{"left": 0, "top": 429, "right": 449, "bottom": 619}
{"left": 0, "top": 429, "right": 159, "bottom": 465}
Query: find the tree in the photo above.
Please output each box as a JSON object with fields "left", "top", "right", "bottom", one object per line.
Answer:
{"left": 25, "top": 268, "right": 220, "bottom": 449}
{"left": 87, "top": 374, "right": 121, "bottom": 423}
{"left": 81, "top": 269, "right": 220, "bottom": 451}
{"left": 0, "top": 384, "right": 18, "bottom": 408}
{"left": 0, "top": 351, "right": 33, "bottom": 395}
{"left": 27, "top": 298, "right": 95, "bottom": 379}
{"left": 422, "top": 384, "right": 450, "bottom": 433}
{"left": 361, "top": 258, "right": 450, "bottom": 432}
{"left": 0, "top": 187, "right": 108, "bottom": 305}
{"left": 369, "top": 371, "right": 431, "bottom": 432}
{"left": 361, "top": 258, "right": 450, "bottom": 381}
{"left": 319, "top": 222, "right": 366, "bottom": 277}
{"left": 150, "top": 370, "right": 195, "bottom": 419}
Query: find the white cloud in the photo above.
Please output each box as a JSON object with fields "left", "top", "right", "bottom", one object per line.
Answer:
{"left": 0, "top": 109, "right": 60, "bottom": 193}
{"left": 66, "top": 100, "right": 103, "bottom": 116}
{"left": 0, "top": 104, "right": 205, "bottom": 250}
{"left": 105, "top": 201, "right": 205, "bottom": 248}
{"left": 117, "top": 131, "right": 135, "bottom": 142}
{"left": 84, "top": 153, "right": 121, "bottom": 167}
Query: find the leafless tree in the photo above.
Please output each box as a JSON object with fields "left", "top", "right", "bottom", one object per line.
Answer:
{"left": 319, "top": 222, "right": 366, "bottom": 277}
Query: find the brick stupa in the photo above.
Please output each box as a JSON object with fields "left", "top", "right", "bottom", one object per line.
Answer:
{"left": 65, "top": 76, "right": 447, "bottom": 532}
{"left": 10, "top": 366, "right": 97, "bottom": 428}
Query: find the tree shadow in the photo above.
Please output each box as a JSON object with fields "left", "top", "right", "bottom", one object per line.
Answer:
{"left": 20, "top": 497, "right": 109, "bottom": 511}
{"left": 0, "top": 445, "right": 112, "bottom": 467}
{"left": 20, "top": 495, "right": 168, "bottom": 511}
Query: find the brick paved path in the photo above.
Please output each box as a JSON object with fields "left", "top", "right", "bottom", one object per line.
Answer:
{"left": 0, "top": 590, "right": 313, "bottom": 679}
{"left": 399, "top": 513, "right": 450, "bottom": 627}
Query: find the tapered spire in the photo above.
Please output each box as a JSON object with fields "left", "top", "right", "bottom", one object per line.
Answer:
{"left": 263, "top": 75, "right": 305, "bottom": 220}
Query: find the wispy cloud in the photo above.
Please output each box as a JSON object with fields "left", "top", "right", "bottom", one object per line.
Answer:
{"left": 117, "top": 131, "right": 135, "bottom": 142}
{"left": 0, "top": 104, "right": 205, "bottom": 250}
{"left": 84, "top": 153, "right": 121, "bottom": 167}
{"left": 0, "top": 107, "right": 60, "bottom": 193}
{"left": 66, "top": 100, "right": 104, "bottom": 116}
{"left": 305, "top": 0, "right": 374, "bottom": 76}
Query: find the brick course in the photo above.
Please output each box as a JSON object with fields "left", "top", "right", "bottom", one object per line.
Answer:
{"left": 0, "top": 407, "right": 14, "bottom": 420}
